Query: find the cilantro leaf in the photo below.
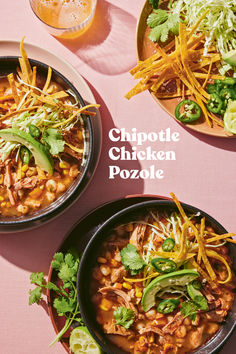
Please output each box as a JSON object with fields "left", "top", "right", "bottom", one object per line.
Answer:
{"left": 147, "top": 9, "right": 168, "bottom": 28}
{"left": 113, "top": 307, "right": 135, "bottom": 329}
{"left": 29, "top": 251, "right": 83, "bottom": 346}
{"left": 194, "top": 295, "right": 209, "bottom": 311}
{"left": 30, "top": 272, "right": 45, "bottom": 286}
{"left": 120, "top": 244, "right": 146, "bottom": 275}
{"left": 148, "top": 13, "right": 180, "bottom": 43}
{"left": 51, "top": 252, "right": 64, "bottom": 270}
{"left": 180, "top": 301, "right": 198, "bottom": 320}
{"left": 42, "top": 128, "right": 65, "bottom": 155}
{"left": 53, "top": 297, "right": 76, "bottom": 316}
{"left": 29, "top": 287, "right": 42, "bottom": 305}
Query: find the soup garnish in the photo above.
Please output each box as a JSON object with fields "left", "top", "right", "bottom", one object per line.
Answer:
{"left": 91, "top": 194, "right": 236, "bottom": 353}
{"left": 0, "top": 38, "right": 99, "bottom": 216}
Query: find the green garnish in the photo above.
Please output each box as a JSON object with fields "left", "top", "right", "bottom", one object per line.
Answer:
{"left": 180, "top": 300, "right": 198, "bottom": 321}
{"left": 147, "top": 10, "right": 180, "bottom": 43}
{"left": 42, "top": 128, "right": 65, "bottom": 155}
{"left": 29, "top": 252, "right": 83, "bottom": 346}
{"left": 120, "top": 244, "right": 146, "bottom": 275}
{"left": 113, "top": 307, "right": 135, "bottom": 329}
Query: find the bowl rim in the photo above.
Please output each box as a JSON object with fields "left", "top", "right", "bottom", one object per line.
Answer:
{"left": 0, "top": 56, "right": 94, "bottom": 228}
{"left": 77, "top": 199, "right": 236, "bottom": 354}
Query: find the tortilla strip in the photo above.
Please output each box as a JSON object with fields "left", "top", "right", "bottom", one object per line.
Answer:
{"left": 52, "top": 104, "right": 100, "bottom": 128}
{"left": 31, "top": 66, "right": 37, "bottom": 87}
{"left": 0, "top": 95, "right": 14, "bottom": 102}
{"left": 0, "top": 106, "right": 40, "bottom": 121}
{"left": 20, "top": 37, "right": 33, "bottom": 83}
{"left": 7, "top": 74, "right": 20, "bottom": 105}
{"left": 43, "top": 67, "right": 52, "bottom": 93}
{"left": 207, "top": 233, "right": 235, "bottom": 243}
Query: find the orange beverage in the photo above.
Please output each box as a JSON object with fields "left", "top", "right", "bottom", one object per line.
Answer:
{"left": 30, "top": 0, "right": 97, "bottom": 39}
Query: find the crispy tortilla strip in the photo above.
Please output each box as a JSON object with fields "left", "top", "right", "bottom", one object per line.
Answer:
{"left": 206, "top": 250, "right": 232, "bottom": 284}
{"left": 176, "top": 222, "right": 188, "bottom": 261}
{"left": 203, "top": 60, "right": 213, "bottom": 89}
{"left": 190, "top": 259, "right": 218, "bottom": 289}
{"left": 124, "top": 272, "right": 160, "bottom": 283}
{"left": 0, "top": 104, "right": 9, "bottom": 111}
{"left": 18, "top": 57, "right": 29, "bottom": 83}
{"left": 129, "top": 40, "right": 175, "bottom": 75}
{"left": 65, "top": 142, "right": 83, "bottom": 154}
{"left": 179, "top": 23, "right": 209, "bottom": 102}
{"left": 43, "top": 67, "right": 52, "bottom": 93}
{"left": 20, "top": 37, "right": 32, "bottom": 83}
{"left": 52, "top": 104, "right": 100, "bottom": 128}
{"left": 0, "top": 95, "right": 14, "bottom": 102}
{"left": 7, "top": 74, "right": 20, "bottom": 105}
{"left": 170, "top": 192, "right": 216, "bottom": 281}
{"left": 226, "top": 238, "right": 236, "bottom": 244}
{"left": 209, "top": 114, "right": 224, "bottom": 127}
{"left": 188, "top": 9, "right": 209, "bottom": 38}
{"left": 197, "top": 218, "right": 205, "bottom": 263}
{"left": 31, "top": 66, "right": 37, "bottom": 87}
{"left": 207, "top": 233, "right": 235, "bottom": 243}
{"left": 50, "top": 91, "right": 69, "bottom": 99}
{"left": 194, "top": 95, "right": 212, "bottom": 127}
{"left": 151, "top": 69, "right": 171, "bottom": 92}
{"left": 194, "top": 72, "right": 223, "bottom": 81}
{"left": 0, "top": 106, "right": 40, "bottom": 121}
{"left": 126, "top": 81, "right": 152, "bottom": 100}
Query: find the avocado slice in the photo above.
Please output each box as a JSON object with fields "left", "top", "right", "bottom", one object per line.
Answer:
{"left": 142, "top": 269, "right": 199, "bottom": 312}
{"left": 222, "top": 50, "right": 236, "bottom": 66}
{"left": 187, "top": 283, "right": 208, "bottom": 311}
{"left": 0, "top": 128, "right": 54, "bottom": 175}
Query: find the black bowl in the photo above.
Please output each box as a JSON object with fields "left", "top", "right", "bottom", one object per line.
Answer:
{"left": 0, "top": 57, "right": 101, "bottom": 232}
{"left": 77, "top": 199, "right": 236, "bottom": 354}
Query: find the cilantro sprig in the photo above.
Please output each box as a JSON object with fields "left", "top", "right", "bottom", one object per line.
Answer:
{"left": 113, "top": 307, "right": 135, "bottom": 329}
{"left": 180, "top": 296, "right": 208, "bottom": 321}
{"left": 147, "top": 9, "right": 180, "bottom": 43}
{"left": 120, "top": 244, "right": 146, "bottom": 275}
{"left": 29, "top": 252, "right": 83, "bottom": 346}
{"left": 42, "top": 128, "right": 65, "bottom": 155}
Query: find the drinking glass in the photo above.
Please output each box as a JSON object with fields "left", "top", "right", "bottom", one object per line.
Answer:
{"left": 29, "top": 0, "right": 97, "bottom": 39}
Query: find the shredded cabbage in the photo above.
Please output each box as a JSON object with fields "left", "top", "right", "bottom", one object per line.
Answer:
{"left": 173, "top": 0, "right": 236, "bottom": 56}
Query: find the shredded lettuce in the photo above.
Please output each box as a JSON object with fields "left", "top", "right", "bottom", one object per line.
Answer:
{"left": 173, "top": 0, "right": 236, "bottom": 56}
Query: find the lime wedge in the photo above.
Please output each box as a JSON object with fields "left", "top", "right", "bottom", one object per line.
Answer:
{"left": 69, "top": 326, "right": 102, "bottom": 354}
{"left": 224, "top": 101, "right": 236, "bottom": 134}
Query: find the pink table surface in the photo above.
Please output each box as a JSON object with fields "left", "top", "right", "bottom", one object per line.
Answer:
{"left": 0, "top": 1, "right": 236, "bottom": 353}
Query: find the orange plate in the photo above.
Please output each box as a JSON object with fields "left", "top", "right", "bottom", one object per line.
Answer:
{"left": 136, "top": 0, "right": 235, "bottom": 138}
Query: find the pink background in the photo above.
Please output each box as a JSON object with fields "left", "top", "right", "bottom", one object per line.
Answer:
{"left": 0, "top": 0, "right": 236, "bottom": 353}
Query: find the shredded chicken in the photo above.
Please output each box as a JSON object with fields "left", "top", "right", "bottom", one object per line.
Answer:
{"left": 14, "top": 176, "right": 39, "bottom": 191}
{"left": 111, "top": 266, "right": 127, "bottom": 283}
{"left": 104, "top": 320, "right": 133, "bottom": 336}
{"left": 7, "top": 188, "right": 17, "bottom": 206}
{"left": 130, "top": 223, "right": 147, "bottom": 253}
{"left": 4, "top": 164, "right": 12, "bottom": 188}
{"left": 139, "top": 325, "right": 164, "bottom": 337}
{"left": 99, "top": 287, "right": 137, "bottom": 315}
{"left": 162, "top": 312, "right": 184, "bottom": 334}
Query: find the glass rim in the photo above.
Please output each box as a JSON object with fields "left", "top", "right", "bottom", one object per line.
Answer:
{"left": 29, "top": 0, "right": 97, "bottom": 32}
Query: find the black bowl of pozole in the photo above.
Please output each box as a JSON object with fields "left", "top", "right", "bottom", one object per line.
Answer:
{"left": 0, "top": 43, "right": 99, "bottom": 232}
{"left": 78, "top": 196, "right": 236, "bottom": 354}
